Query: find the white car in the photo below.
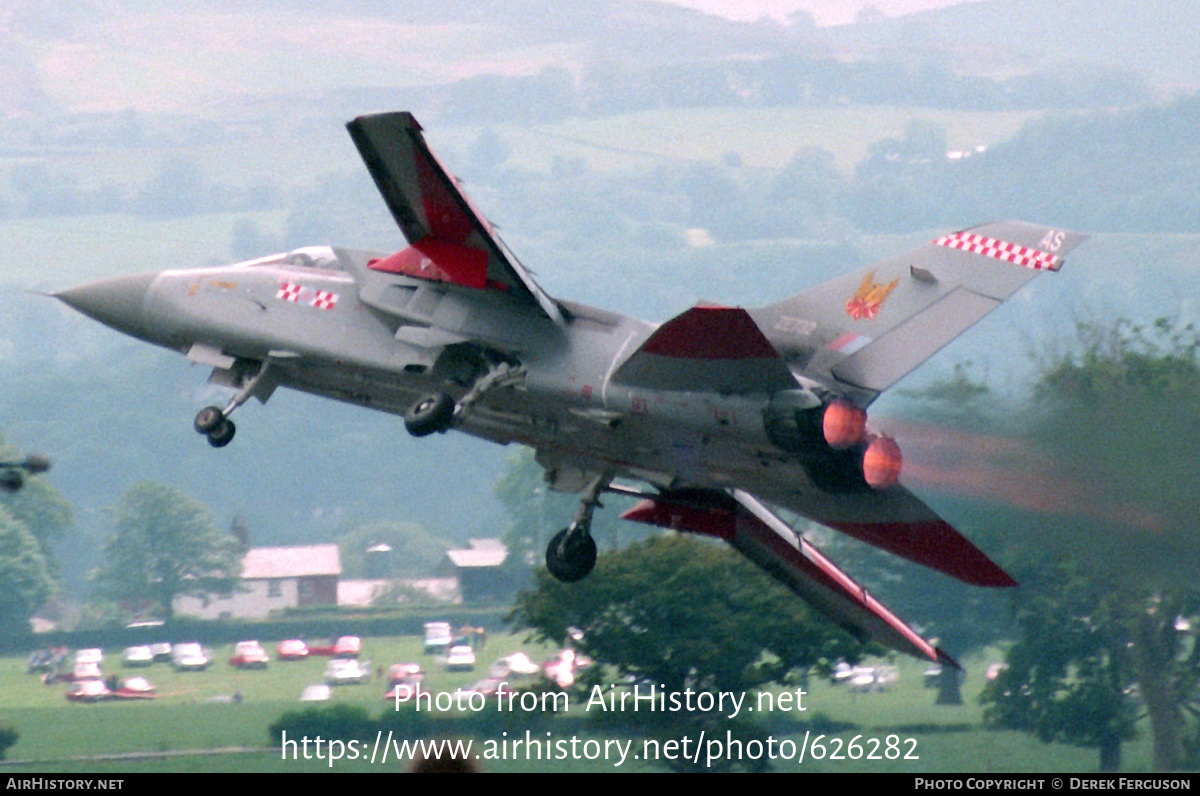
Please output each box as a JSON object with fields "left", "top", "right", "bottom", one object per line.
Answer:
{"left": 300, "top": 684, "right": 333, "bottom": 702}
{"left": 121, "top": 645, "right": 154, "bottom": 668}
{"left": 172, "top": 642, "right": 211, "bottom": 671}
{"left": 424, "top": 622, "right": 453, "bottom": 654}
{"left": 324, "top": 658, "right": 371, "bottom": 685}
{"left": 445, "top": 645, "right": 476, "bottom": 672}
{"left": 75, "top": 648, "right": 103, "bottom": 665}
{"left": 490, "top": 652, "right": 539, "bottom": 679}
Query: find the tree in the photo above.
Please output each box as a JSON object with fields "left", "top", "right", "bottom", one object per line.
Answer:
{"left": 981, "top": 561, "right": 1140, "bottom": 771}
{"left": 0, "top": 720, "right": 17, "bottom": 760}
{"left": 980, "top": 319, "right": 1200, "bottom": 771}
{"left": 511, "top": 534, "right": 864, "bottom": 770}
{"left": 94, "top": 482, "right": 239, "bottom": 620}
{"left": 0, "top": 504, "right": 53, "bottom": 635}
{"left": 335, "top": 519, "right": 447, "bottom": 580}
{"left": 0, "top": 433, "right": 71, "bottom": 570}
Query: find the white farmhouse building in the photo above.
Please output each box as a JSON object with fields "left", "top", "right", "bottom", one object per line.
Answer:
{"left": 174, "top": 544, "right": 342, "bottom": 620}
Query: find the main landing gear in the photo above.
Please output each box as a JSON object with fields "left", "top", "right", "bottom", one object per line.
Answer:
{"left": 544, "top": 475, "right": 608, "bottom": 583}
{"left": 403, "top": 391, "right": 455, "bottom": 437}
{"left": 403, "top": 361, "right": 524, "bottom": 438}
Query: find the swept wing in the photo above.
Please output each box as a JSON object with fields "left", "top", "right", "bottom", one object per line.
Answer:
{"left": 347, "top": 111, "right": 562, "bottom": 323}
{"left": 621, "top": 487, "right": 958, "bottom": 664}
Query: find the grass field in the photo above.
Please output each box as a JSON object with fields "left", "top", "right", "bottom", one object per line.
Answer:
{"left": 0, "top": 635, "right": 1154, "bottom": 773}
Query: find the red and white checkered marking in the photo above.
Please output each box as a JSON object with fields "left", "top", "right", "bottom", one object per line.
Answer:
{"left": 935, "top": 232, "right": 1062, "bottom": 271}
{"left": 277, "top": 282, "right": 303, "bottom": 302}
{"left": 277, "top": 281, "right": 338, "bottom": 309}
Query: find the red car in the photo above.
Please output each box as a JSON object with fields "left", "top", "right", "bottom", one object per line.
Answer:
{"left": 66, "top": 680, "right": 111, "bottom": 702}
{"left": 229, "top": 641, "right": 269, "bottom": 669}
{"left": 112, "top": 676, "right": 157, "bottom": 700}
{"left": 276, "top": 639, "right": 309, "bottom": 661}
{"left": 387, "top": 663, "right": 424, "bottom": 685}
{"left": 310, "top": 636, "right": 361, "bottom": 658}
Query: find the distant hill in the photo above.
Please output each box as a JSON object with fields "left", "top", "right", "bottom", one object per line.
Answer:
{"left": 818, "top": 0, "right": 1200, "bottom": 91}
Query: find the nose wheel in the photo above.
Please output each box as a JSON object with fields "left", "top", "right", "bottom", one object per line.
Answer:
{"left": 190, "top": 359, "right": 273, "bottom": 449}
{"left": 194, "top": 406, "right": 236, "bottom": 448}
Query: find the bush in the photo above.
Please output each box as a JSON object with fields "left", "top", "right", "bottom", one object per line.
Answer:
{"left": 268, "top": 703, "right": 374, "bottom": 745}
{"left": 0, "top": 721, "right": 18, "bottom": 760}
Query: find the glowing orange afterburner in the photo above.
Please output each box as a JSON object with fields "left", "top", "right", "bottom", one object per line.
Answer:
{"left": 863, "top": 436, "right": 903, "bottom": 489}
{"left": 823, "top": 402, "right": 867, "bottom": 449}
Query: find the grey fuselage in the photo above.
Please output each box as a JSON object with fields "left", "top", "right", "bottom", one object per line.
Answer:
{"left": 78, "top": 246, "right": 823, "bottom": 504}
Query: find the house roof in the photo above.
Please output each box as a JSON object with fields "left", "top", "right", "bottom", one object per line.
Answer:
{"left": 242, "top": 544, "right": 342, "bottom": 579}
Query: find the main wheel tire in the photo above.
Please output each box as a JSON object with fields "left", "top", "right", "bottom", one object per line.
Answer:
{"left": 404, "top": 392, "right": 455, "bottom": 437}
{"left": 545, "top": 528, "right": 597, "bottom": 583}
{"left": 207, "top": 418, "right": 236, "bottom": 448}
{"left": 194, "top": 405, "right": 224, "bottom": 434}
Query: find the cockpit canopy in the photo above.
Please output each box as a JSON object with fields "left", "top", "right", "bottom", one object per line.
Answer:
{"left": 237, "top": 246, "right": 342, "bottom": 271}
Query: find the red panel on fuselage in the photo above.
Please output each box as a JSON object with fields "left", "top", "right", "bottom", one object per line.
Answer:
{"left": 369, "top": 239, "right": 490, "bottom": 290}
{"left": 638, "top": 306, "right": 779, "bottom": 360}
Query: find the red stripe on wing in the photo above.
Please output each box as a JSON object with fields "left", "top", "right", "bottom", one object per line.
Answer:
{"left": 825, "top": 519, "right": 1017, "bottom": 587}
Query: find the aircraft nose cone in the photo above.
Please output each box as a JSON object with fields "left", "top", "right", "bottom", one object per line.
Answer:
{"left": 54, "top": 271, "right": 159, "bottom": 340}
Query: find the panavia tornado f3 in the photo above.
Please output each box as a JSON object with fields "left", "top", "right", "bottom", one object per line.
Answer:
{"left": 57, "top": 112, "right": 1087, "bottom": 663}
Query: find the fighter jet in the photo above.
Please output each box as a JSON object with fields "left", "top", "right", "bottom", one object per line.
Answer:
{"left": 56, "top": 112, "right": 1086, "bottom": 663}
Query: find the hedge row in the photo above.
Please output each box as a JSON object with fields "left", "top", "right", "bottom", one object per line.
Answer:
{"left": 1, "top": 606, "right": 511, "bottom": 654}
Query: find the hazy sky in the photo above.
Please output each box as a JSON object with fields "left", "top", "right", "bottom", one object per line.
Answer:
{"left": 654, "top": 0, "right": 988, "bottom": 26}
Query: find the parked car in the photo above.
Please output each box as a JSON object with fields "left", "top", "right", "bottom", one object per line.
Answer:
{"left": 489, "top": 652, "right": 540, "bottom": 680}
{"left": 424, "top": 622, "right": 453, "bottom": 654}
{"left": 445, "top": 645, "right": 476, "bottom": 672}
{"left": 121, "top": 645, "right": 154, "bottom": 668}
{"left": 387, "top": 663, "right": 424, "bottom": 685}
{"left": 112, "top": 676, "right": 156, "bottom": 699}
{"left": 300, "top": 684, "right": 332, "bottom": 702}
{"left": 66, "top": 679, "right": 111, "bottom": 702}
{"left": 75, "top": 648, "right": 103, "bottom": 665}
{"left": 26, "top": 648, "right": 57, "bottom": 674}
{"left": 150, "top": 643, "right": 173, "bottom": 662}
{"left": 277, "top": 639, "right": 309, "bottom": 661}
{"left": 172, "top": 642, "right": 211, "bottom": 671}
{"left": 71, "top": 662, "right": 102, "bottom": 681}
{"left": 324, "top": 658, "right": 371, "bottom": 685}
{"left": 310, "top": 636, "right": 361, "bottom": 658}
{"left": 333, "top": 636, "right": 361, "bottom": 658}
{"left": 229, "top": 640, "right": 269, "bottom": 669}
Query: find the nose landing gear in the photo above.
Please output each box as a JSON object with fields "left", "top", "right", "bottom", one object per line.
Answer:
{"left": 194, "top": 405, "right": 236, "bottom": 448}
{"left": 193, "top": 359, "right": 273, "bottom": 448}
